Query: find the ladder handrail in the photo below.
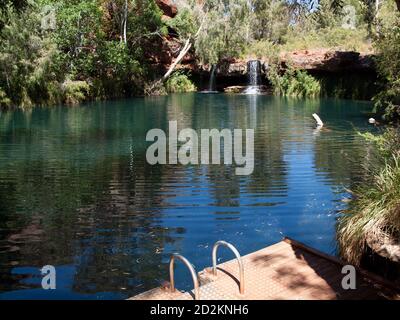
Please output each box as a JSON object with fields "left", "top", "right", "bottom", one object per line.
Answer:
{"left": 169, "top": 253, "right": 200, "bottom": 300}
{"left": 212, "top": 240, "right": 245, "bottom": 295}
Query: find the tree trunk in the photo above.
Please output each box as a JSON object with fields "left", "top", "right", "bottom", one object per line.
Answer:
{"left": 144, "top": 38, "right": 192, "bottom": 95}
{"left": 161, "top": 17, "right": 205, "bottom": 81}
{"left": 162, "top": 38, "right": 192, "bottom": 81}
{"left": 145, "top": 19, "right": 204, "bottom": 95}
{"left": 123, "top": 0, "right": 128, "bottom": 44}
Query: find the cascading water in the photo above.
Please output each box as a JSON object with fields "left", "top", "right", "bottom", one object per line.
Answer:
{"left": 201, "top": 65, "right": 218, "bottom": 93}
{"left": 248, "top": 60, "right": 261, "bottom": 86}
{"left": 244, "top": 60, "right": 262, "bottom": 94}
{"left": 208, "top": 64, "right": 217, "bottom": 92}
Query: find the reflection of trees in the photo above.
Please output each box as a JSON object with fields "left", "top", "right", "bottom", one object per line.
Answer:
{"left": 243, "top": 97, "right": 287, "bottom": 196}
{"left": 0, "top": 101, "right": 187, "bottom": 296}
{"left": 311, "top": 100, "right": 371, "bottom": 188}
{"left": 1, "top": 94, "right": 370, "bottom": 297}
{"left": 313, "top": 134, "right": 366, "bottom": 187}
{"left": 184, "top": 94, "right": 289, "bottom": 209}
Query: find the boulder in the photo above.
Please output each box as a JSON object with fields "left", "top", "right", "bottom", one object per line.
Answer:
{"left": 155, "top": 0, "right": 177, "bottom": 18}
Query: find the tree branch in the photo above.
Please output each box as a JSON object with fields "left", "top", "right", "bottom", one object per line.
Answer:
{"left": 162, "top": 38, "right": 192, "bottom": 80}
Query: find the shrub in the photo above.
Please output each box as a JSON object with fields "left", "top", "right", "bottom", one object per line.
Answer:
{"left": 62, "top": 80, "right": 90, "bottom": 105}
{"left": 0, "top": 88, "right": 11, "bottom": 108}
{"left": 269, "top": 65, "right": 321, "bottom": 98}
{"left": 164, "top": 71, "right": 197, "bottom": 93}
{"left": 337, "top": 128, "right": 400, "bottom": 265}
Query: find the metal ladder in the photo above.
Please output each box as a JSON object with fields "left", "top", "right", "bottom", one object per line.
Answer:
{"left": 168, "top": 240, "right": 245, "bottom": 300}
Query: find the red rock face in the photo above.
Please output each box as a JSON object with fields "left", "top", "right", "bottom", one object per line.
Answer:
{"left": 155, "top": 0, "right": 177, "bottom": 18}
{"left": 280, "top": 49, "right": 375, "bottom": 72}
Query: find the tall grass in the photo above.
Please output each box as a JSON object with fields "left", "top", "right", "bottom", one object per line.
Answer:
{"left": 337, "top": 129, "right": 400, "bottom": 265}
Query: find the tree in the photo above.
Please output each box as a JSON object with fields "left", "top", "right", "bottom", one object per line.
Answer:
{"left": 251, "top": 0, "right": 291, "bottom": 43}
{"left": 171, "top": 0, "right": 251, "bottom": 65}
{"left": 0, "top": 3, "right": 58, "bottom": 107}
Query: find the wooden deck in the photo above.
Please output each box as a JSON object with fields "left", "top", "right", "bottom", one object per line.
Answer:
{"left": 130, "top": 238, "right": 400, "bottom": 300}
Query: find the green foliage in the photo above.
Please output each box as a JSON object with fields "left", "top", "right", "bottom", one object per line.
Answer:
{"left": 269, "top": 65, "right": 321, "bottom": 98}
{"left": 173, "top": 0, "right": 251, "bottom": 65}
{"left": 251, "top": 0, "right": 290, "bottom": 43}
{"left": 0, "top": 0, "right": 168, "bottom": 108}
{"left": 0, "top": 88, "right": 11, "bottom": 107}
{"left": 372, "top": 16, "right": 400, "bottom": 122}
{"left": 282, "top": 26, "right": 370, "bottom": 52}
{"left": 167, "top": 6, "right": 198, "bottom": 39}
{"left": 0, "top": 3, "right": 60, "bottom": 108}
{"left": 312, "top": 0, "right": 342, "bottom": 29}
{"left": 240, "top": 0, "right": 371, "bottom": 60}
{"left": 337, "top": 128, "right": 400, "bottom": 265}
{"left": 62, "top": 80, "right": 90, "bottom": 105}
{"left": 46, "top": 0, "right": 104, "bottom": 78}
{"left": 97, "top": 40, "right": 142, "bottom": 95}
{"left": 242, "top": 40, "right": 279, "bottom": 60}
{"left": 358, "top": 128, "right": 400, "bottom": 159}
{"left": 165, "top": 71, "right": 196, "bottom": 93}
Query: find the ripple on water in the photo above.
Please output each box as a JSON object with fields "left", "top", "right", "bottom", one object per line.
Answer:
{"left": 0, "top": 94, "right": 375, "bottom": 298}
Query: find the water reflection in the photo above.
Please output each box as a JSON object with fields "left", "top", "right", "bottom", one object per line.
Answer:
{"left": 0, "top": 94, "right": 374, "bottom": 299}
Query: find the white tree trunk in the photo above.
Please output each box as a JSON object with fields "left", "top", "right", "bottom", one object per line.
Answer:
{"left": 145, "top": 19, "right": 205, "bottom": 95}
{"left": 161, "top": 18, "right": 204, "bottom": 81}
{"left": 123, "top": 0, "right": 128, "bottom": 44}
{"left": 162, "top": 38, "right": 192, "bottom": 80}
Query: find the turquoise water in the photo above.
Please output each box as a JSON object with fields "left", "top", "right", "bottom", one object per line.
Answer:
{"left": 0, "top": 94, "right": 375, "bottom": 299}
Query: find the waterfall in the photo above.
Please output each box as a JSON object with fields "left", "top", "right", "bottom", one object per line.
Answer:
{"left": 247, "top": 60, "right": 261, "bottom": 86}
{"left": 244, "top": 60, "right": 262, "bottom": 94}
{"left": 208, "top": 64, "right": 216, "bottom": 91}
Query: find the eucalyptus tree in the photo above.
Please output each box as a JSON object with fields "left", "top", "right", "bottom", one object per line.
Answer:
{"left": 171, "top": 0, "right": 252, "bottom": 65}
{"left": 250, "top": 0, "right": 291, "bottom": 43}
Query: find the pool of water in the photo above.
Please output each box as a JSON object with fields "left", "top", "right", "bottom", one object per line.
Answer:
{"left": 0, "top": 93, "right": 376, "bottom": 299}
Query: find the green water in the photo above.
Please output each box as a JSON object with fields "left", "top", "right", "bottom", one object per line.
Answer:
{"left": 0, "top": 94, "right": 375, "bottom": 299}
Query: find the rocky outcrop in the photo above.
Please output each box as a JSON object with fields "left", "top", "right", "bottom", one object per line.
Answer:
{"left": 155, "top": 0, "right": 177, "bottom": 19}
{"left": 280, "top": 49, "right": 375, "bottom": 73}
{"left": 191, "top": 49, "right": 375, "bottom": 77}
{"left": 366, "top": 226, "right": 400, "bottom": 263}
{"left": 185, "top": 50, "right": 377, "bottom": 94}
{"left": 195, "top": 59, "right": 268, "bottom": 77}
{"left": 224, "top": 85, "right": 271, "bottom": 94}
{"left": 153, "top": 0, "right": 376, "bottom": 92}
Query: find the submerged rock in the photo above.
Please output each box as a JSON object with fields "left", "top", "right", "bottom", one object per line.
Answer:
{"left": 224, "top": 85, "right": 270, "bottom": 94}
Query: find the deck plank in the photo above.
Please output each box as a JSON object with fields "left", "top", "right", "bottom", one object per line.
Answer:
{"left": 129, "top": 238, "right": 400, "bottom": 300}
